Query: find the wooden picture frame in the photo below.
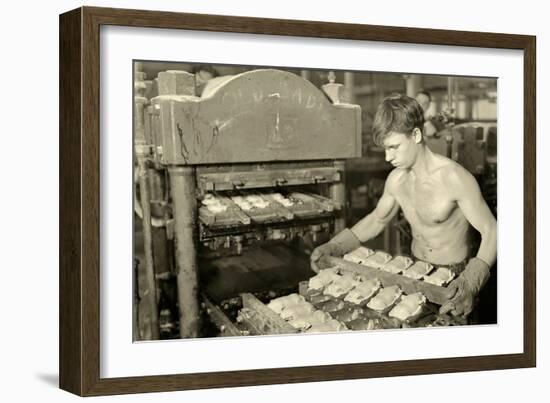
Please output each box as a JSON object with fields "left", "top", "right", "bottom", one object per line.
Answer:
{"left": 59, "top": 6, "right": 536, "bottom": 396}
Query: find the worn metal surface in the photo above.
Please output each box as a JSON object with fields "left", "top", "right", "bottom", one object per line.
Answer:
{"left": 239, "top": 293, "right": 298, "bottom": 335}
{"left": 133, "top": 259, "right": 140, "bottom": 341}
{"left": 134, "top": 90, "right": 160, "bottom": 340}
{"left": 198, "top": 166, "right": 341, "bottom": 191}
{"left": 157, "top": 70, "right": 195, "bottom": 96}
{"left": 135, "top": 164, "right": 160, "bottom": 340}
{"left": 330, "top": 160, "right": 347, "bottom": 232}
{"left": 201, "top": 294, "right": 242, "bottom": 337}
{"left": 152, "top": 69, "right": 361, "bottom": 165}
{"left": 169, "top": 166, "right": 200, "bottom": 338}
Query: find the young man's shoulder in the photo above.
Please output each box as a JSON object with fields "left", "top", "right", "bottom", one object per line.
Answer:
{"left": 432, "top": 153, "right": 478, "bottom": 193}
{"left": 432, "top": 153, "right": 470, "bottom": 177}
{"left": 385, "top": 168, "right": 408, "bottom": 192}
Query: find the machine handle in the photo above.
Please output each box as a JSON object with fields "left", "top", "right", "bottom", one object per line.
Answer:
{"left": 312, "top": 175, "right": 326, "bottom": 183}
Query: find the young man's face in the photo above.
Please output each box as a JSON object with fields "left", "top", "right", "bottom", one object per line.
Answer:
{"left": 382, "top": 130, "right": 421, "bottom": 169}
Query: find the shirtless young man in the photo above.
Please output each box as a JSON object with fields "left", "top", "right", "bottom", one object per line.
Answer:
{"left": 311, "top": 95, "right": 497, "bottom": 317}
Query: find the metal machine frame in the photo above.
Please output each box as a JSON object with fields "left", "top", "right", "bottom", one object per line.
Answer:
{"left": 134, "top": 67, "right": 362, "bottom": 339}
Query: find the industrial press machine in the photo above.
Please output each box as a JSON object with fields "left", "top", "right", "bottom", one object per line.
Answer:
{"left": 134, "top": 66, "right": 362, "bottom": 339}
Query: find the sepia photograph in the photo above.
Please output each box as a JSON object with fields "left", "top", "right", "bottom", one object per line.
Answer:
{"left": 132, "top": 60, "right": 498, "bottom": 341}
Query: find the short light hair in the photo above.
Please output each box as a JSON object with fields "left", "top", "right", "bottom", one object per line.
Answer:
{"left": 372, "top": 94, "right": 425, "bottom": 146}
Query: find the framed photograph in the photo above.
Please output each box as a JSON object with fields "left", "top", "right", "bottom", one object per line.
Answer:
{"left": 59, "top": 6, "right": 536, "bottom": 396}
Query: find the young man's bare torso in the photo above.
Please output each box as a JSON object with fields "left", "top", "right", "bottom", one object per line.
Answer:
{"left": 386, "top": 152, "right": 471, "bottom": 265}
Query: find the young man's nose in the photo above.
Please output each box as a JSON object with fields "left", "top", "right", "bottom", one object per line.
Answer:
{"left": 385, "top": 150, "right": 394, "bottom": 162}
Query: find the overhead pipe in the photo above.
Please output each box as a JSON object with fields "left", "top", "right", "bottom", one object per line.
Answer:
{"left": 344, "top": 72, "right": 356, "bottom": 104}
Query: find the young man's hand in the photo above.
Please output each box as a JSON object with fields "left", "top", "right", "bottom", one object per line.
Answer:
{"left": 440, "top": 257, "right": 490, "bottom": 316}
{"left": 310, "top": 228, "right": 361, "bottom": 273}
{"left": 310, "top": 243, "right": 344, "bottom": 273}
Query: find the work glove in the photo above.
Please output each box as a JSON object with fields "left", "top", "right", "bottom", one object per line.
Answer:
{"left": 310, "top": 228, "right": 361, "bottom": 273}
{"left": 439, "top": 257, "right": 491, "bottom": 317}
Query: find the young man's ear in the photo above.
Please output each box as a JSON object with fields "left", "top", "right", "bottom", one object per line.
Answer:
{"left": 412, "top": 127, "right": 423, "bottom": 144}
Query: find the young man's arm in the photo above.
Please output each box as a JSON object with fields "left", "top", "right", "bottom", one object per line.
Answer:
{"left": 310, "top": 171, "right": 401, "bottom": 272}
{"left": 440, "top": 165, "right": 497, "bottom": 316}
{"left": 451, "top": 165, "right": 497, "bottom": 267}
